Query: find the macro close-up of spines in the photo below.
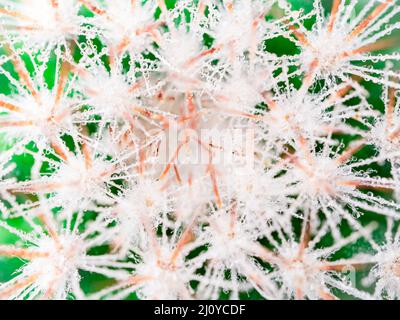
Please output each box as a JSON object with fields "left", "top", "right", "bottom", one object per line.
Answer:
{"left": 0, "top": 0, "right": 399, "bottom": 300}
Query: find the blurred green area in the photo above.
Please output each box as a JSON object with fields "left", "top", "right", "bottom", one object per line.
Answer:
{"left": 0, "top": 0, "right": 399, "bottom": 299}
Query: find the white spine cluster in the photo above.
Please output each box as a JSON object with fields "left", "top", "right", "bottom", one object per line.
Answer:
{"left": 0, "top": 0, "right": 399, "bottom": 300}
